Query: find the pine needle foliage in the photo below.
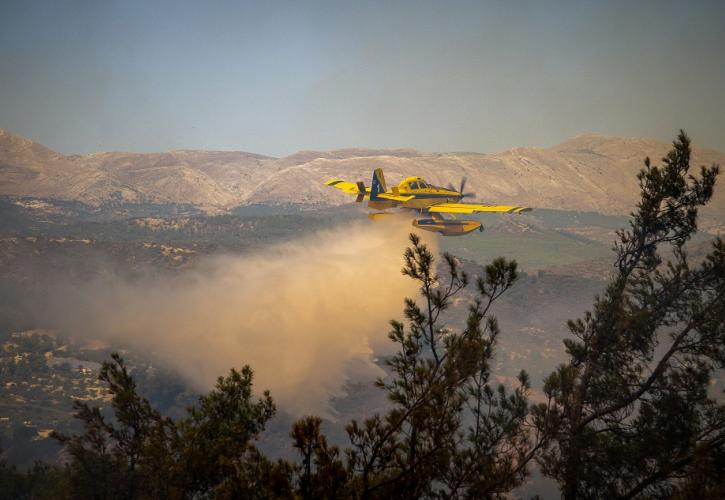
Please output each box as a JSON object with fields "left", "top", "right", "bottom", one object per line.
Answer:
{"left": 344, "top": 233, "right": 544, "bottom": 499}
{"left": 538, "top": 131, "right": 725, "bottom": 499}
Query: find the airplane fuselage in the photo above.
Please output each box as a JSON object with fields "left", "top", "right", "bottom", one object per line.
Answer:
{"left": 368, "top": 176, "right": 464, "bottom": 211}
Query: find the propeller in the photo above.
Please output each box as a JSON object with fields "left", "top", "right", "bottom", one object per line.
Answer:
{"left": 456, "top": 177, "right": 475, "bottom": 199}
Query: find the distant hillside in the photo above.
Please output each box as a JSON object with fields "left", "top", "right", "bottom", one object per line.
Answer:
{"left": 1, "top": 128, "right": 724, "bottom": 227}
{"left": 0, "top": 129, "right": 278, "bottom": 211}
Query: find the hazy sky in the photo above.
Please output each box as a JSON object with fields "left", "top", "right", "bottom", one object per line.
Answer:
{"left": 1, "top": 0, "right": 724, "bottom": 156}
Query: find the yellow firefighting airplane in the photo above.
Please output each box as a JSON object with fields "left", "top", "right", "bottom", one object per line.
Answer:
{"left": 325, "top": 168, "right": 532, "bottom": 236}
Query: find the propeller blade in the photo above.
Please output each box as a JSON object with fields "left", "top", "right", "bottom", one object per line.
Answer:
{"left": 459, "top": 177, "right": 467, "bottom": 195}
{"left": 461, "top": 192, "right": 476, "bottom": 198}
{"left": 446, "top": 183, "right": 455, "bottom": 191}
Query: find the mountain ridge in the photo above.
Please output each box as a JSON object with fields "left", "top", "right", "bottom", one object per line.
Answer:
{"left": 1, "top": 128, "right": 723, "bottom": 227}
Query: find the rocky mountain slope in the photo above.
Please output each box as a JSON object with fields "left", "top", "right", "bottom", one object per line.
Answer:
{"left": 1, "top": 128, "right": 724, "bottom": 226}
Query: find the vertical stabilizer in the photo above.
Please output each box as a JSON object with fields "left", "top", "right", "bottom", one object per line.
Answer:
{"left": 370, "top": 168, "right": 387, "bottom": 200}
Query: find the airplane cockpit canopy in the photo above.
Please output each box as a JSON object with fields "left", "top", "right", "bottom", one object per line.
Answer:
{"left": 402, "top": 177, "right": 432, "bottom": 190}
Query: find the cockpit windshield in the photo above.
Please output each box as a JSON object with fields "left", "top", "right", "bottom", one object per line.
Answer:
{"left": 410, "top": 181, "right": 419, "bottom": 190}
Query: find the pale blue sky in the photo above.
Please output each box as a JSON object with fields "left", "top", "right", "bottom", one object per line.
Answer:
{"left": 1, "top": 0, "right": 724, "bottom": 156}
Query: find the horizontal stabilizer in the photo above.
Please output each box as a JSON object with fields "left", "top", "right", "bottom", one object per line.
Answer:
{"left": 325, "top": 179, "right": 370, "bottom": 197}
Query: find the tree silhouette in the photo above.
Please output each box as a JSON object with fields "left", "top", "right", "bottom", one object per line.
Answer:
{"left": 52, "top": 356, "right": 281, "bottom": 499}
{"left": 344, "top": 233, "right": 545, "bottom": 499}
{"left": 538, "top": 131, "right": 725, "bottom": 499}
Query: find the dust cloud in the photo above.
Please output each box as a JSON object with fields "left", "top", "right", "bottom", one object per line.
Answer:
{"left": 46, "top": 221, "right": 433, "bottom": 415}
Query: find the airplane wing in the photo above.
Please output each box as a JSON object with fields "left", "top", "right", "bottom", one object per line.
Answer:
{"left": 325, "top": 179, "right": 369, "bottom": 196}
{"left": 427, "top": 203, "right": 532, "bottom": 214}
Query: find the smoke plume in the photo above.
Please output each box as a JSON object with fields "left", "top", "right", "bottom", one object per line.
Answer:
{"left": 47, "top": 221, "right": 432, "bottom": 415}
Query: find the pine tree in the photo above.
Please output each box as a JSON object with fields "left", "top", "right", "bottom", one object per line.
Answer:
{"left": 177, "top": 365, "right": 276, "bottom": 497}
{"left": 537, "top": 131, "right": 725, "bottom": 499}
{"left": 53, "top": 353, "right": 175, "bottom": 499}
{"left": 344, "top": 234, "right": 545, "bottom": 499}
{"left": 53, "top": 355, "right": 285, "bottom": 499}
{"left": 290, "top": 416, "right": 348, "bottom": 499}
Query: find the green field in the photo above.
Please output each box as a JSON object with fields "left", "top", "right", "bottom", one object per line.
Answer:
{"left": 441, "top": 224, "right": 613, "bottom": 272}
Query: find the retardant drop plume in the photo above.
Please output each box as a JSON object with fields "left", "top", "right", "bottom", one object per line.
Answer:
{"left": 46, "top": 221, "right": 434, "bottom": 415}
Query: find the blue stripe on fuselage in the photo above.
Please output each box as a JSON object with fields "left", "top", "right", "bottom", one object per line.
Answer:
{"left": 405, "top": 193, "right": 460, "bottom": 199}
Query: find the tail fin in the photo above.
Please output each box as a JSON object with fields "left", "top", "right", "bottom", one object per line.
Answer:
{"left": 370, "top": 168, "right": 387, "bottom": 200}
